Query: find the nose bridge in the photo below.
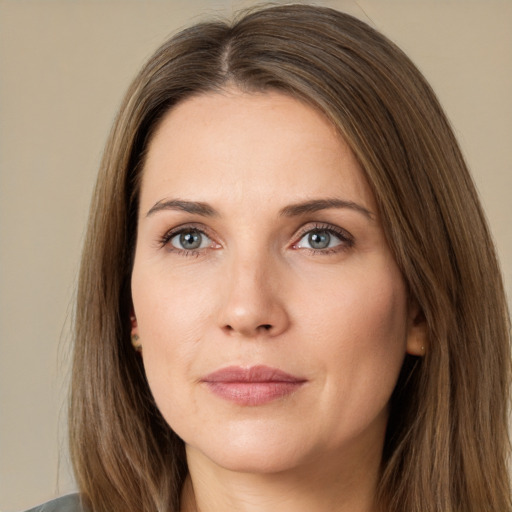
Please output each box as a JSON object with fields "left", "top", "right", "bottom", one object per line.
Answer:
{"left": 218, "top": 241, "right": 289, "bottom": 337}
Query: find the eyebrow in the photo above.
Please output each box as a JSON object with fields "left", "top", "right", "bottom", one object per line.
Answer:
{"left": 279, "top": 198, "right": 375, "bottom": 220}
{"left": 146, "top": 197, "right": 374, "bottom": 220}
{"left": 146, "top": 199, "right": 218, "bottom": 218}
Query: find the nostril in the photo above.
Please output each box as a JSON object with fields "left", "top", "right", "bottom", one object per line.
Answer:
{"left": 261, "top": 324, "right": 272, "bottom": 331}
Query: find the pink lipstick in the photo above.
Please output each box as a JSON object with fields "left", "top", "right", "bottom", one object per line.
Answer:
{"left": 201, "top": 365, "right": 306, "bottom": 406}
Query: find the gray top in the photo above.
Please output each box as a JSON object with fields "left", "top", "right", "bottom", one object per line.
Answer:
{"left": 23, "top": 494, "right": 85, "bottom": 512}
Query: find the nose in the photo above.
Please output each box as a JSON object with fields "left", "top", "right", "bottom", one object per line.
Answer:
{"left": 217, "top": 252, "right": 290, "bottom": 338}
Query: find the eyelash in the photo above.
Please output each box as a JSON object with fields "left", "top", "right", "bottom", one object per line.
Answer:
{"left": 158, "top": 223, "right": 216, "bottom": 257}
{"left": 158, "top": 222, "right": 354, "bottom": 256}
{"left": 292, "top": 222, "right": 355, "bottom": 255}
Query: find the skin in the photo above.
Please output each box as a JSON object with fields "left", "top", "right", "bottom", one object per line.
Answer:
{"left": 131, "top": 89, "right": 426, "bottom": 512}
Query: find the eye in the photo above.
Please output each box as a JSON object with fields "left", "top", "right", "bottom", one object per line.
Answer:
{"left": 168, "top": 228, "right": 213, "bottom": 251}
{"left": 297, "top": 230, "right": 339, "bottom": 250}
{"left": 294, "top": 226, "right": 353, "bottom": 252}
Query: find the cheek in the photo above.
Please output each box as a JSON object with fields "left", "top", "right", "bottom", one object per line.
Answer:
{"left": 304, "top": 263, "right": 409, "bottom": 421}
{"left": 136, "top": 306, "right": 204, "bottom": 435}
{"left": 133, "top": 263, "right": 215, "bottom": 343}
{"left": 131, "top": 270, "right": 210, "bottom": 410}
{"left": 316, "top": 259, "right": 409, "bottom": 351}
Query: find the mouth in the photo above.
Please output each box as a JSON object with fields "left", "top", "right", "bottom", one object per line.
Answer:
{"left": 201, "top": 365, "right": 307, "bottom": 406}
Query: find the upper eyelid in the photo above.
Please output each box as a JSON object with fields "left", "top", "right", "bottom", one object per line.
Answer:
{"left": 294, "top": 222, "right": 353, "bottom": 240}
{"left": 163, "top": 222, "right": 214, "bottom": 237}
{"left": 159, "top": 223, "right": 218, "bottom": 246}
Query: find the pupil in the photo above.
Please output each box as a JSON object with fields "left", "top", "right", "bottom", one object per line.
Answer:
{"left": 309, "top": 231, "right": 330, "bottom": 249}
{"left": 180, "top": 230, "right": 201, "bottom": 249}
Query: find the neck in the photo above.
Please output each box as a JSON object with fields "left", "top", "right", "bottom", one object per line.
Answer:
{"left": 180, "top": 445, "right": 383, "bottom": 512}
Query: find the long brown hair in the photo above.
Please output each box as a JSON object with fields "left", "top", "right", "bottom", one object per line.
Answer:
{"left": 70, "top": 4, "right": 511, "bottom": 511}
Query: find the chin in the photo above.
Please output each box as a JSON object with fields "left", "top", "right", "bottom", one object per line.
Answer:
{"left": 184, "top": 428, "right": 312, "bottom": 475}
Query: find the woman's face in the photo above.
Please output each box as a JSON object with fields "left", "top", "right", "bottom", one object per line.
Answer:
{"left": 131, "top": 90, "right": 423, "bottom": 475}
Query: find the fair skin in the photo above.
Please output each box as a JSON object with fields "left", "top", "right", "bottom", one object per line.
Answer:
{"left": 131, "top": 89, "right": 425, "bottom": 512}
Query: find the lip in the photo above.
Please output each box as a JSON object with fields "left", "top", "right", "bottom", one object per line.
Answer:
{"left": 201, "top": 365, "right": 307, "bottom": 406}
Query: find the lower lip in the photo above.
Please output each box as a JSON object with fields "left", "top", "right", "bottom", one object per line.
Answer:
{"left": 204, "top": 381, "right": 304, "bottom": 406}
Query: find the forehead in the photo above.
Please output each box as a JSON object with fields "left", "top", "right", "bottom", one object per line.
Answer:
{"left": 140, "top": 89, "right": 376, "bottom": 214}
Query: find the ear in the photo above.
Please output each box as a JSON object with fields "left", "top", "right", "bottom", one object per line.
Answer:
{"left": 130, "top": 308, "right": 142, "bottom": 353}
{"left": 130, "top": 308, "right": 139, "bottom": 335}
{"left": 405, "top": 299, "right": 428, "bottom": 357}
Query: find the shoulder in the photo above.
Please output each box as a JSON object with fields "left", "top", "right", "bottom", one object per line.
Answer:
{"left": 23, "top": 494, "right": 87, "bottom": 512}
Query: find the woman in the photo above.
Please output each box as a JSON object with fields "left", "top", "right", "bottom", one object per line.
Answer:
{"left": 26, "top": 4, "right": 511, "bottom": 512}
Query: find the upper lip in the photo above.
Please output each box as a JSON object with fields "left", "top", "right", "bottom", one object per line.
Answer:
{"left": 202, "top": 365, "right": 306, "bottom": 383}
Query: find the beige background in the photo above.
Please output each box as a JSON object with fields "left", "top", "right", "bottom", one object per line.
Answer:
{"left": 0, "top": 1, "right": 510, "bottom": 510}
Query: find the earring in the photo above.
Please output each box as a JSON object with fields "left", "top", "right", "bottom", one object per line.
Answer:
{"left": 131, "top": 333, "right": 142, "bottom": 353}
